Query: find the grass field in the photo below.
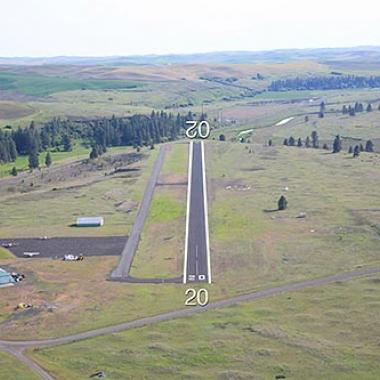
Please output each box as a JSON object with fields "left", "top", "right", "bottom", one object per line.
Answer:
{"left": 28, "top": 274, "right": 380, "bottom": 379}
{"left": 0, "top": 247, "right": 14, "bottom": 259}
{"left": 0, "top": 142, "right": 91, "bottom": 178}
{"left": 131, "top": 143, "right": 188, "bottom": 278}
{"left": 206, "top": 141, "right": 380, "bottom": 294}
{"left": 0, "top": 148, "right": 156, "bottom": 238}
{"left": 0, "top": 140, "right": 379, "bottom": 341}
{"left": 0, "top": 351, "right": 40, "bottom": 380}
{"left": 0, "top": 72, "right": 140, "bottom": 96}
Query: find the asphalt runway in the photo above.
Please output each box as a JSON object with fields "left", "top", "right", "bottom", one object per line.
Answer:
{"left": 184, "top": 142, "right": 211, "bottom": 283}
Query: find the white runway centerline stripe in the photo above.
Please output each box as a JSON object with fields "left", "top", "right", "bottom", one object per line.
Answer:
{"left": 201, "top": 141, "right": 212, "bottom": 284}
{"left": 183, "top": 141, "right": 193, "bottom": 283}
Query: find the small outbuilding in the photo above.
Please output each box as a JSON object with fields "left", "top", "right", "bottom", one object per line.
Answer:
{"left": 0, "top": 268, "right": 15, "bottom": 287}
{"left": 76, "top": 217, "right": 104, "bottom": 227}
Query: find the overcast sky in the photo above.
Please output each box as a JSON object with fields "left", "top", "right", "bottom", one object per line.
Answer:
{"left": 1, "top": 0, "right": 380, "bottom": 57}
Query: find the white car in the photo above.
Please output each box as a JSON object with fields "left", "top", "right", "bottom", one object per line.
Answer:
{"left": 23, "top": 252, "right": 41, "bottom": 258}
{"left": 63, "top": 254, "right": 84, "bottom": 261}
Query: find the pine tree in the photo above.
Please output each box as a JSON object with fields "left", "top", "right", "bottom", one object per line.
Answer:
{"left": 311, "top": 131, "right": 319, "bottom": 148}
{"left": 353, "top": 145, "right": 360, "bottom": 158}
{"left": 332, "top": 135, "right": 342, "bottom": 153}
{"left": 365, "top": 140, "right": 374, "bottom": 152}
{"left": 288, "top": 136, "right": 295, "bottom": 146}
{"left": 45, "top": 152, "right": 52, "bottom": 167}
{"left": 305, "top": 136, "right": 311, "bottom": 148}
{"left": 366, "top": 103, "right": 373, "bottom": 112}
{"left": 304, "top": 116, "right": 309, "bottom": 122}
{"left": 28, "top": 149, "right": 39, "bottom": 169}
{"left": 297, "top": 138, "right": 302, "bottom": 147}
{"left": 348, "top": 146, "right": 353, "bottom": 154}
{"left": 62, "top": 135, "right": 72, "bottom": 152}
{"left": 268, "top": 139, "right": 273, "bottom": 146}
{"left": 89, "top": 147, "right": 98, "bottom": 160}
{"left": 323, "top": 143, "right": 329, "bottom": 150}
{"left": 11, "top": 166, "right": 17, "bottom": 176}
{"left": 278, "top": 195, "right": 288, "bottom": 211}
{"left": 342, "top": 105, "right": 348, "bottom": 114}
{"left": 219, "top": 134, "right": 226, "bottom": 141}
{"left": 360, "top": 144, "right": 364, "bottom": 152}
{"left": 283, "top": 138, "right": 288, "bottom": 146}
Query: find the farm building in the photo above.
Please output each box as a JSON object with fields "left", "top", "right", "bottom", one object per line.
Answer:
{"left": 76, "top": 217, "right": 104, "bottom": 227}
{"left": 0, "top": 268, "right": 15, "bottom": 287}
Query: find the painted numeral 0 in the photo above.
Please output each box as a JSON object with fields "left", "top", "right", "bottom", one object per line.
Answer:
{"left": 186, "top": 121, "right": 210, "bottom": 139}
{"left": 185, "top": 288, "right": 209, "bottom": 307}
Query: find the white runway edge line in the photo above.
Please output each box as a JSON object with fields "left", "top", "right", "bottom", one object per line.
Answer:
{"left": 183, "top": 141, "right": 193, "bottom": 284}
{"left": 201, "top": 141, "right": 212, "bottom": 284}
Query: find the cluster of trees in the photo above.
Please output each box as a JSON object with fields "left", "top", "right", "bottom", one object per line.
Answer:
{"left": 283, "top": 131, "right": 320, "bottom": 148}
{"left": 282, "top": 132, "right": 375, "bottom": 156}
{"left": 342, "top": 102, "right": 379, "bottom": 116}
{"left": 348, "top": 140, "right": 374, "bottom": 157}
{"left": 332, "top": 135, "right": 375, "bottom": 155}
{"left": 268, "top": 75, "right": 380, "bottom": 91}
{"left": 0, "top": 111, "right": 190, "bottom": 170}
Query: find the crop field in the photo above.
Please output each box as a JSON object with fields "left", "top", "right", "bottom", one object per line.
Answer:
{"left": 28, "top": 274, "right": 380, "bottom": 380}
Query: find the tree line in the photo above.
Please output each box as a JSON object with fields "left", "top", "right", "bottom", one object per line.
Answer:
{"left": 341, "top": 102, "right": 379, "bottom": 116}
{"left": 268, "top": 75, "right": 380, "bottom": 91}
{"left": 0, "top": 111, "right": 192, "bottom": 168}
{"left": 281, "top": 131, "right": 375, "bottom": 156}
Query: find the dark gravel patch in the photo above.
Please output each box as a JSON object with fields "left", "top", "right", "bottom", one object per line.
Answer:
{"left": 0, "top": 236, "right": 127, "bottom": 258}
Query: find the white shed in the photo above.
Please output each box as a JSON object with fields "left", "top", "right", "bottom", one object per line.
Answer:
{"left": 76, "top": 217, "right": 104, "bottom": 227}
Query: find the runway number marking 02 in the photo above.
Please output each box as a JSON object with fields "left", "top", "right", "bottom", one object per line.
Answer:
{"left": 185, "top": 288, "right": 209, "bottom": 307}
{"left": 186, "top": 121, "right": 210, "bottom": 139}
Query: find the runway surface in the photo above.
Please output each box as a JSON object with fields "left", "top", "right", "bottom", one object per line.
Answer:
{"left": 184, "top": 141, "right": 211, "bottom": 283}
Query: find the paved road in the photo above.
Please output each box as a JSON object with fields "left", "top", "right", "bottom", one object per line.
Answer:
{"left": 111, "top": 145, "right": 168, "bottom": 279}
{"left": 184, "top": 142, "right": 211, "bottom": 284}
{"left": 1, "top": 266, "right": 379, "bottom": 379}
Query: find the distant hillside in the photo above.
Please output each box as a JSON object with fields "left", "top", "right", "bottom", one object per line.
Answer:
{"left": 1, "top": 46, "right": 380, "bottom": 67}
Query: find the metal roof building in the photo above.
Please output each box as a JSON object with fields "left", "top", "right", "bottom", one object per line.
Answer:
{"left": 0, "top": 268, "right": 15, "bottom": 287}
{"left": 76, "top": 217, "right": 104, "bottom": 227}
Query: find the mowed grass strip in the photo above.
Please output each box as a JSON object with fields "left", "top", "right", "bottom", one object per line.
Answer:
{"left": 28, "top": 275, "right": 380, "bottom": 380}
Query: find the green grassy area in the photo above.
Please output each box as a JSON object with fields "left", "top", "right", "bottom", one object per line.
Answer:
{"left": 0, "top": 247, "right": 14, "bottom": 259}
{"left": 130, "top": 188, "right": 186, "bottom": 278}
{"left": 161, "top": 143, "right": 188, "bottom": 175}
{"left": 0, "top": 72, "right": 140, "bottom": 96}
{"left": 0, "top": 351, "right": 40, "bottom": 380}
{"left": 0, "top": 142, "right": 90, "bottom": 178}
{"left": 28, "top": 274, "right": 380, "bottom": 379}
{"left": 207, "top": 141, "right": 380, "bottom": 293}
{"left": 131, "top": 143, "right": 188, "bottom": 278}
